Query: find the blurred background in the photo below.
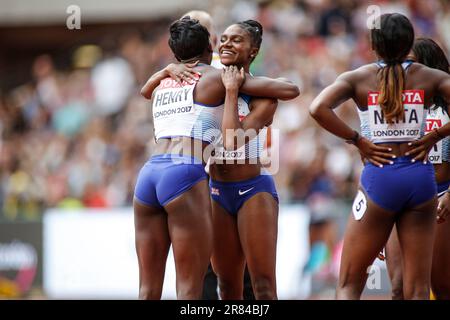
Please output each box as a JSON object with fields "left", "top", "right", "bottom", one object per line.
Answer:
{"left": 0, "top": 0, "right": 449, "bottom": 299}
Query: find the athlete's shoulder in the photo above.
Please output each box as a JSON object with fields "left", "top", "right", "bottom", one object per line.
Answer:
{"left": 413, "top": 62, "right": 448, "bottom": 78}
{"left": 194, "top": 65, "right": 222, "bottom": 86}
{"left": 196, "top": 64, "right": 221, "bottom": 77}
{"left": 337, "top": 64, "right": 376, "bottom": 85}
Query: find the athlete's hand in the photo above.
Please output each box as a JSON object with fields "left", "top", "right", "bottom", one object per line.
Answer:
{"left": 165, "top": 61, "right": 201, "bottom": 86}
{"left": 405, "top": 131, "right": 441, "bottom": 163}
{"left": 437, "top": 192, "right": 450, "bottom": 224}
{"left": 356, "top": 137, "right": 395, "bottom": 168}
{"left": 221, "top": 66, "right": 245, "bottom": 91}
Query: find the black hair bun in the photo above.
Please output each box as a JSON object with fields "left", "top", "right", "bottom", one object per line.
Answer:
{"left": 170, "top": 17, "right": 199, "bottom": 36}
{"left": 243, "top": 20, "right": 263, "bottom": 37}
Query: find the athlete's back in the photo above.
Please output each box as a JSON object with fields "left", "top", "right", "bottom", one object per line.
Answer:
{"left": 342, "top": 62, "right": 449, "bottom": 112}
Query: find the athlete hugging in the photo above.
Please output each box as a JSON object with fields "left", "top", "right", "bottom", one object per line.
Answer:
{"left": 137, "top": 11, "right": 450, "bottom": 301}
{"left": 136, "top": 14, "right": 298, "bottom": 300}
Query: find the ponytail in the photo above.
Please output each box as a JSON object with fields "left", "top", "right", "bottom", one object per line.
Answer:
{"left": 378, "top": 62, "right": 405, "bottom": 123}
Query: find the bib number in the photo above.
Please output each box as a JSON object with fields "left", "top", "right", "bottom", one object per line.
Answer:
{"left": 367, "top": 90, "right": 424, "bottom": 143}
{"left": 352, "top": 190, "right": 367, "bottom": 221}
{"left": 426, "top": 114, "right": 445, "bottom": 164}
{"left": 152, "top": 82, "right": 195, "bottom": 120}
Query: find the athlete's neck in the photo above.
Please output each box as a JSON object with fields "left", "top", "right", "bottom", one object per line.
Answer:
{"left": 232, "top": 63, "right": 250, "bottom": 73}
{"left": 180, "top": 52, "right": 212, "bottom": 65}
{"left": 180, "top": 57, "right": 207, "bottom": 64}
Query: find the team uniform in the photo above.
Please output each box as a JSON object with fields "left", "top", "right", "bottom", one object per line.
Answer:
{"left": 209, "top": 94, "right": 278, "bottom": 215}
{"left": 134, "top": 77, "right": 223, "bottom": 208}
{"left": 426, "top": 106, "right": 450, "bottom": 196}
{"left": 356, "top": 60, "right": 437, "bottom": 213}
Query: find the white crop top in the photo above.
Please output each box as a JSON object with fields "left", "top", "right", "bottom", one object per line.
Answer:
{"left": 152, "top": 78, "right": 223, "bottom": 144}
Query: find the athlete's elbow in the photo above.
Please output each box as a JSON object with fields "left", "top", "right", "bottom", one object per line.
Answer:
{"left": 279, "top": 85, "right": 300, "bottom": 101}
{"left": 140, "top": 87, "right": 151, "bottom": 99}
{"left": 309, "top": 100, "right": 324, "bottom": 120}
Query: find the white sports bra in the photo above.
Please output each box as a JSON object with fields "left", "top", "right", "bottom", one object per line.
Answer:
{"left": 152, "top": 78, "right": 223, "bottom": 144}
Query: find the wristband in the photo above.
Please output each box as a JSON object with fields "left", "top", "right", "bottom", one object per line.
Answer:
{"left": 345, "top": 130, "right": 361, "bottom": 145}
{"left": 434, "top": 128, "right": 445, "bottom": 140}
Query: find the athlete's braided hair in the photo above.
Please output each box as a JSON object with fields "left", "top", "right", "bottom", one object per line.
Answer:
{"left": 168, "top": 16, "right": 210, "bottom": 62}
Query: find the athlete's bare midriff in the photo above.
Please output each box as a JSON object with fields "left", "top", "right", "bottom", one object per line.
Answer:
{"left": 209, "top": 163, "right": 262, "bottom": 181}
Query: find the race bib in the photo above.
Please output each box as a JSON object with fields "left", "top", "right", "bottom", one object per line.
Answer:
{"left": 152, "top": 79, "right": 195, "bottom": 120}
{"left": 367, "top": 90, "right": 424, "bottom": 143}
{"left": 426, "top": 107, "right": 449, "bottom": 164}
{"left": 426, "top": 113, "right": 443, "bottom": 164}
{"left": 352, "top": 190, "right": 367, "bottom": 221}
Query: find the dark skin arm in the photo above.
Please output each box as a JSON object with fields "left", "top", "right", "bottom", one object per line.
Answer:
{"left": 239, "top": 75, "right": 300, "bottom": 101}
{"left": 141, "top": 63, "right": 300, "bottom": 101}
{"left": 221, "top": 66, "right": 277, "bottom": 150}
{"left": 140, "top": 62, "right": 201, "bottom": 99}
{"left": 309, "top": 71, "right": 395, "bottom": 168}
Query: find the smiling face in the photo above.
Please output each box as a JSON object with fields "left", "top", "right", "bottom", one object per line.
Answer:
{"left": 219, "top": 24, "right": 258, "bottom": 68}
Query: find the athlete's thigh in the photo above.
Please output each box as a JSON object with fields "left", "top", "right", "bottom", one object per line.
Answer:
{"left": 339, "top": 190, "right": 396, "bottom": 284}
{"left": 237, "top": 192, "right": 278, "bottom": 277}
{"left": 133, "top": 199, "right": 171, "bottom": 296}
{"left": 210, "top": 198, "right": 245, "bottom": 281}
{"left": 164, "top": 179, "right": 213, "bottom": 258}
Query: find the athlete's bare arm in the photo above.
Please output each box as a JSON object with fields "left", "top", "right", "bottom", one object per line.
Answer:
{"left": 220, "top": 66, "right": 277, "bottom": 150}
{"left": 141, "top": 63, "right": 300, "bottom": 102}
{"left": 141, "top": 68, "right": 171, "bottom": 99}
{"left": 239, "top": 75, "right": 300, "bottom": 101}
{"left": 141, "top": 62, "right": 201, "bottom": 99}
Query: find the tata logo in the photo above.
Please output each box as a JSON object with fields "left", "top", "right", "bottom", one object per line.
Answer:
{"left": 426, "top": 119, "right": 442, "bottom": 132}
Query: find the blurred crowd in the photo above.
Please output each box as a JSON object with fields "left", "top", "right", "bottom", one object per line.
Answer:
{"left": 1, "top": 0, "right": 449, "bottom": 221}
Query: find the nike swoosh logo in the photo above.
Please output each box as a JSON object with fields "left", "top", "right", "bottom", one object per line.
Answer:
{"left": 238, "top": 187, "right": 254, "bottom": 196}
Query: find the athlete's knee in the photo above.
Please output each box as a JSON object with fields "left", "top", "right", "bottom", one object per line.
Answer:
{"left": 336, "top": 273, "right": 364, "bottom": 299}
{"left": 139, "top": 286, "right": 161, "bottom": 300}
{"left": 390, "top": 275, "right": 404, "bottom": 300}
{"left": 337, "top": 270, "right": 359, "bottom": 289}
{"left": 176, "top": 285, "right": 203, "bottom": 300}
{"left": 218, "top": 277, "right": 243, "bottom": 300}
{"left": 403, "top": 284, "right": 429, "bottom": 300}
{"left": 252, "top": 276, "right": 276, "bottom": 300}
{"left": 391, "top": 286, "right": 404, "bottom": 300}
